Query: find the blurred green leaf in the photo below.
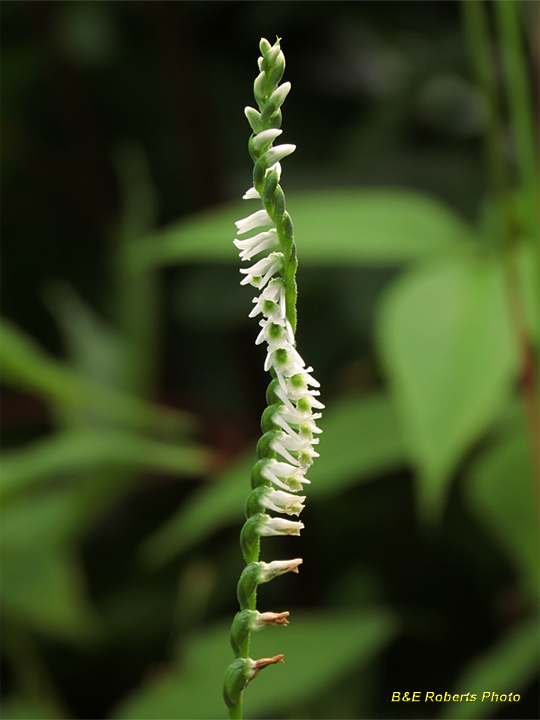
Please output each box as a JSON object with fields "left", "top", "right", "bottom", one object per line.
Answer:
{"left": 0, "top": 696, "right": 59, "bottom": 720}
{"left": 130, "top": 190, "right": 472, "bottom": 271}
{"left": 1, "top": 429, "right": 208, "bottom": 500}
{"left": 2, "top": 549, "right": 98, "bottom": 640}
{"left": 465, "top": 432, "right": 539, "bottom": 598}
{"left": 515, "top": 239, "right": 540, "bottom": 344}
{"left": 141, "top": 392, "right": 405, "bottom": 566}
{"left": 376, "top": 253, "right": 518, "bottom": 521}
{"left": 440, "top": 617, "right": 539, "bottom": 719}
{"left": 114, "top": 609, "right": 397, "bottom": 720}
{"left": 0, "top": 318, "right": 192, "bottom": 433}
{"left": 1, "top": 489, "right": 78, "bottom": 549}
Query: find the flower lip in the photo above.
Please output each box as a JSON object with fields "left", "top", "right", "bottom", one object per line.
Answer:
{"left": 236, "top": 209, "right": 273, "bottom": 235}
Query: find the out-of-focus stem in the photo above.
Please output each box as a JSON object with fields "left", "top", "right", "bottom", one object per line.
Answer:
{"left": 461, "top": 0, "right": 514, "bottom": 230}
{"left": 3, "top": 620, "right": 69, "bottom": 719}
{"left": 462, "top": 0, "right": 540, "bottom": 486}
{"left": 495, "top": 0, "right": 539, "bottom": 242}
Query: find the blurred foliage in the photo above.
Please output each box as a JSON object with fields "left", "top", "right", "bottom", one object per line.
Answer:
{"left": 1, "top": 2, "right": 538, "bottom": 720}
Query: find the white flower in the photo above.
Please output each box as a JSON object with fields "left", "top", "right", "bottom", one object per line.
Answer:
{"left": 273, "top": 412, "right": 321, "bottom": 443}
{"left": 249, "top": 280, "right": 286, "bottom": 320}
{"left": 240, "top": 252, "right": 283, "bottom": 289}
{"left": 235, "top": 209, "right": 272, "bottom": 235}
{"left": 259, "top": 516, "right": 304, "bottom": 536}
{"left": 233, "top": 229, "right": 279, "bottom": 261}
{"left": 275, "top": 368, "right": 320, "bottom": 399}
{"left": 264, "top": 345, "right": 305, "bottom": 374}
{"left": 264, "top": 144, "right": 296, "bottom": 166}
{"left": 272, "top": 435, "right": 319, "bottom": 468}
{"left": 243, "top": 187, "right": 261, "bottom": 200}
{"left": 275, "top": 403, "right": 323, "bottom": 425}
{"left": 259, "top": 488, "right": 306, "bottom": 516}
{"left": 258, "top": 558, "right": 303, "bottom": 582}
{"left": 252, "top": 128, "right": 283, "bottom": 152}
{"left": 260, "top": 459, "right": 311, "bottom": 491}
{"left": 255, "top": 318, "right": 294, "bottom": 349}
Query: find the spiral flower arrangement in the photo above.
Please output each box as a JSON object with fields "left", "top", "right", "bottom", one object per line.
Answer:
{"left": 223, "top": 37, "right": 323, "bottom": 719}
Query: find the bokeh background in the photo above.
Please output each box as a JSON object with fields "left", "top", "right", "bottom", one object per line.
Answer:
{"left": 1, "top": 2, "right": 539, "bottom": 719}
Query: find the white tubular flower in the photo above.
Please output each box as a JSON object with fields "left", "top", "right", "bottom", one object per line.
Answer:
{"left": 243, "top": 187, "right": 261, "bottom": 200}
{"left": 268, "top": 161, "right": 282, "bottom": 181}
{"left": 236, "top": 209, "right": 272, "bottom": 235}
{"left": 273, "top": 413, "right": 320, "bottom": 444}
{"left": 233, "top": 229, "right": 279, "bottom": 261}
{"left": 259, "top": 516, "right": 304, "bottom": 537}
{"left": 252, "top": 128, "right": 283, "bottom": 152}
{"left": 258, "top": 558, "right": 303, "bottom": 582}
{"left": 270, "top": 438, "right": 303, "bottom": 466}
{"left": 276, "top": 403, "right": 323, "bottom": 425}
{"left": 259, "top": 489, "right": 306, "bottom": 516}
{"left": 255, "top": 318, "right": 294, "bottom": 349}
{"left": 249, "top": 280, "right": 286, "bottom": 320}
{"left": 261, "top": 459, "right": 311, "bottom": 492}
{"left": 264, "top": 345, "right": 306, "bottom": 374}
{"left": 240, "top": 252, "right": 284, "bottom": 289}
{"left": 275, "top": 369, "right": 320, "bottom": 401}
{"left": 264, "top": 144, "right": 296, "bottom": 166}
{"left": 272, "top": 436, "right": 319, "bottom": 470}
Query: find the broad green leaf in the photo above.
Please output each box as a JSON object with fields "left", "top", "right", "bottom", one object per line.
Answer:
{"left": 1, "top": 549, "right": 98, "bottom": 640}
{"left": 1, "top": 429, "right": 208, "bottom": 499}
{"left": 440, "top": 617, "right": 539, "bottom": 719}
{"left": 129, "top": 190, "right": 471, "bottom": 272}
{"left": 465, "top": 432, "right": 539, "bottom": 598}
{"left": 141, "top": 393, "right": 405, "bottom": 566}
{"left": 0, "top": 319, "right": 192, "bottom": 433}
{"left": 376, "top": 253, "right": 518, "bottom": 521}
{"left": 114, "top": 609, "right": 397, "bottom": 720}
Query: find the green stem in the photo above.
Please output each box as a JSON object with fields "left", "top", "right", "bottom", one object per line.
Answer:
{"left": 494, "top": 0, "right": 540, "bottom": 484}
{"left": 462, "top": 0, "right": 540, "bottom": 485}
{"left": 495, "top": 0, "right": 539, "bottom": 241}
{"left": 461, "top": 0, "right": 514, "bottom": 234}
{"left": 229, "top": 701, "right": 243, "bottom": 720}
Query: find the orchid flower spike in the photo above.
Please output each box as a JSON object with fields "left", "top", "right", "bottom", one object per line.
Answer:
{"left": 224, "top": 36, "right": 322, "bottom": 720}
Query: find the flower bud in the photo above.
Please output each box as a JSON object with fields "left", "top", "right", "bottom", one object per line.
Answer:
{"left": 245, "top": 106, "right": 263, "bottom": 134}
{"left": 252, "top": 128, "right": 283, "bottom": 153}
{"left": 268, "top": 51, "right": 286, "bottom": 87}
{"left": 254, "top": 72, "right": 268, "bottom": 106}
{"left": 268, "top": 82, "right": 291, "bottom": 111}
{"left": 259, "top": 38, "right": 272, "bottom": 56}
{"left": 262, "top": 143, "right": 296, "bottom": 168}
